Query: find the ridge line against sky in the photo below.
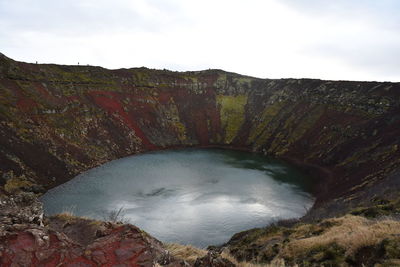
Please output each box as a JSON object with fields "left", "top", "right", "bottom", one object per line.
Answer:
{"left": 1, "top": 0, "right": 399, "bottom": 82}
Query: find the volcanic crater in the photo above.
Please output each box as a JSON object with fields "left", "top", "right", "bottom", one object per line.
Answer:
{"left": 0, "top": 53, "right": 399, "bottom": 266}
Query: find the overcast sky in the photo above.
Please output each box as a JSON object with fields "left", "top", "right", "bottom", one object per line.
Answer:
{"left": 1, "top": 0, "right": 399, "bottom": 81}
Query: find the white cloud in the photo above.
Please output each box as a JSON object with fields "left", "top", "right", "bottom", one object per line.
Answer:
{"left": 0, "top": 0, "right": 399, "bottom": 81}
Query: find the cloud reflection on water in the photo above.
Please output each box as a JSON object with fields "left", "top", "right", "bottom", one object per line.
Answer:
{"left": 41, "top": 149, "right": 314, "bottom": 247}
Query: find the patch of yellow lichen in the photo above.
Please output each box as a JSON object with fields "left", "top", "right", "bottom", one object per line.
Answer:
{"left": 168, "top": 99, "right": 187, "bottom": 142}
{"left": 156, "top": 97, "right": 187, "bottom": 143}
{"left": 271, "top": 105, "right": 325, "bottom": 155}
{"left": 247, "top": 101, "right": 287, "bottom": 146}
{"left": 4, "top": 176, "right": 33, "bottom": 193}
{"left": 233, "top": 77, "right": 252, "bottom": 88}
{"left": 173, "top": 121, "right": 187, "bottom": 142}
{"left": 217, "top": 95, "right": 247, "bottom": 144}
{"left": 214, "top": 74, "right": 227, "bottom": 90}
{"left": 288, "top": 105, "right": 325, "bottom": 142}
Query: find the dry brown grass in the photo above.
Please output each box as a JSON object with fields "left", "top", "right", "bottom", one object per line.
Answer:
{"left": 165, "top": 243, "right": 291, "bottom": 267}
{"left": 51, "top": 212, "right": 99, "bottom": 224}
{"left": 164, "top": 243, "right": 286, "bottom": 267}
{"left": 164, "top": 243, "right": 207, "bottom": 264}
{"left": 4, "top": 176, "right": 33, "bottom": 193}
{"left": 283, "top": 215, "right": 400, "bottom": 257}
{"left": 53, "top": 211, "right": 77, "bottom": 220}
{"left": 221, "top": 250, "right": 291, "bottom": 267}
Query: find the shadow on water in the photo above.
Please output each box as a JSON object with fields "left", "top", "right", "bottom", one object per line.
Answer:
{"left": 174, "top": 148, "right": 315, "bottom": 194}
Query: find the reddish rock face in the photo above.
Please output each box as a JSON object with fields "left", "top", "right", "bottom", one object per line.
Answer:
{"left": 0, "top": 195, "right": 171, "bottom": 267}
{"left": 1, "top": 225, "right": 169, "bottom": 266}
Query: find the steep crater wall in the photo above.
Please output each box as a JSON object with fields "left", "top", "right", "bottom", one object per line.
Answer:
{"left": 0, "top": 53, "right": 399, "bottom": 219}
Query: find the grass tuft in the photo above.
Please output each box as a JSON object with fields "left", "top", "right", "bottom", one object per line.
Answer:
{"left": 164, "top": 243, "right": 207, "bottom": 264}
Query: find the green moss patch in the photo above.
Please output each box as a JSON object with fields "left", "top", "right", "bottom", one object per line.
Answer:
{"left": 217, "top": 95, "right": 247, "bottom": 144}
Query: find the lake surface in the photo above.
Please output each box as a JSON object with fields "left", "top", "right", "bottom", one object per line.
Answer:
{"left": 41, "top": 149, "right": 314, "bottom": 247}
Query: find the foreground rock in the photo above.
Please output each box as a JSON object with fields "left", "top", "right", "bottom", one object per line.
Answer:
{"left": 194, "top": 251, "right": 235, "bottom": 267}
{"left": 0, "top": 193, "right": 168, "bottom": 266}
{"left": 1, "top": 223, "right": 173, "bottom": 266}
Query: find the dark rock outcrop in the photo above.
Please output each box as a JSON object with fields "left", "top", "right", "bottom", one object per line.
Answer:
{"left": 194, "top": 251, "right": 236, "bottom": 267}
